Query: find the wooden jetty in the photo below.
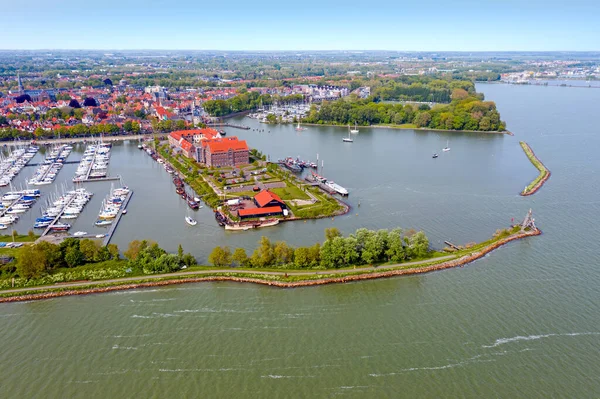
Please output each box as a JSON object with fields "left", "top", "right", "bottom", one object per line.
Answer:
{"left": 102, "top": 190, "right": 133, "bottom": 246}
{"left": 40, "top": 195, "right": 77, "bottom": 237}
{"left": 24, "top": 160, "right": 80, "bottom": 167}
{"left": 78, "top": 175, "right": 122, "bottom": 183}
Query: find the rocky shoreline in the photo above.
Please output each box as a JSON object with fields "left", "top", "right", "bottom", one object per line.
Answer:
{"left": 520, "top": 141, "right": 551, "bottom": 196}
{"left": 0, "top": 229, "right": 540, "bottom": 303}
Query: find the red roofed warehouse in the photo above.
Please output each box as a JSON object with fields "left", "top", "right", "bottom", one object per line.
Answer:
{"left": 253, "top": 189, "right": 285, "bottom": 208}
{"left": 197, "top": 136, "right": 249, "bottom": 167}
{"left": 238, "top": 206, "right": 283, "bottom": 219}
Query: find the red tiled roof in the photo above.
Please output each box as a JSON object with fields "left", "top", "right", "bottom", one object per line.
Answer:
{"left": 238, "top": 206, "right": 282, "bottom": 217}
{"left": 205, "top": 136, "right": 248, "bottom": 153}
{"left": 180, "top": 139, "right": 194, "bottom": 151}
{"left": 254, "top": 190, "right": 284, "bottom": 208}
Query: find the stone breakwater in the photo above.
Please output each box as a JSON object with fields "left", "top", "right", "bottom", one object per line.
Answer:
{"left": 520, "top": 141, "right": 551, "bottom": 196}
{"left": 0, "top": 230, "right": 540, "bottom": 303}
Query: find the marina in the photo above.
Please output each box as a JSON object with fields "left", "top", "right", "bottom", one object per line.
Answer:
{"left": 37, "top": 188, "right": 93, "bottom": 236}
{"left": 27, "top": 145, "right": 72, "bottom": 186}
{"left": 0, "top": 189, "right": 41, "bottom": 229}
{"left": 101, "top": 189, "right": 133, "bottom": 246}
{"left": 73, "top": 142, "right": 112, "bottom": 182}
{"left": 0, "top": 145, "right": 38, "bottom": 187}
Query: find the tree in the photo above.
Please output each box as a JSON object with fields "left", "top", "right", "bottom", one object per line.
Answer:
{"left": 232, "top": 248, "right": 249, "bottom": 267}
{"left": 177, "top": 244, "right": 184, "bottom": 259}
{"left": 408, "top": 231, "right": 429, "bottom": 258}
{"left": 83, "top": 97, "right": 97, "bottom": 107}
{"left": 16, "top": 245, "right": 47, "bottom": 279}
{"left": 68, "top": 99, "right": 81, "bottom": 108}
{"left": 80, "top": 239, "right": 100, "bottom": 262}
{"left": 35, "top": 241, "right": 63, "bottom": 270}
{"left": 273, "top": 241, "right": 294, "bottom": 265}
{"left": 124, "top": 240, "right": 146, "bottom": 261}
{"left": 385, "top": 229, "right": 406, "bottom": 262}
{"left": 294, "top": 247, "right": 311, "bottom": 268}
{"left": 27, "top": 230, "right": 36, "bottom": 241}
{"left": 64, "top": 246, "right": 85, "bottom": 268}
{"left": 324, "top": 227, "right": 341, "bottom": 242}
{"left": 250, "top": 236, "right": 274, "bottom": 267}
{"left": 208, "top": 246, "right": 232, "bottom": 267}
{"left": 107, "top": 244, "right": 120, "bottom": 260}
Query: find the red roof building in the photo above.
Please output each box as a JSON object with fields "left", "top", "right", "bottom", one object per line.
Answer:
{"left": 197, "top": 136, "right": 249, "bottom": 167}
{"left": 253, "top": 189, "right": 285, "bottom": 208}
{"left": 238, "top": 206, "right": 282, "bottom": 219}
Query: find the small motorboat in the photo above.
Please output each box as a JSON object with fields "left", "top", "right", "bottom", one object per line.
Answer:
{"left": 73, "top": 231, "right": 87, "bottom": 237}
{"left": 432, "top": 153, "right": 438, "bottom": 158}
{"left": 95, "top": 220, "right": 113, "bottom": 227}
{"left": 185, "top": 216, "right": 197, "bottom": 226}
{"left": 122, "top": 209, "right": 127, "bottom": 214}
{"left": 96, "top": 234, "right": 106, "bottom": 238}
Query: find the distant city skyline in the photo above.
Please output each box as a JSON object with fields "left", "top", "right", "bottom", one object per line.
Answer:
{"left": 2, "top": 0, "right": 599, "bottom": 51}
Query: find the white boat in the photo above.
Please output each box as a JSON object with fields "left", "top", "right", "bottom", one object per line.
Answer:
{"left": 95, "top": 220, "right": 112, "bottom": 227}
{"left": 443, "top": 140, "right": 450, "bottom": 152}
{"left": 0, "top": 224, "right": 7, "bottom": 230}
{"left": 325, "top": 181, "right": 349, "bottom": 196}
{"left": 343, "top": 127, "right": 354, "bottom": 142}
{"left": 185, "top": 216, "right": 197, "bottom": 226}
{"left": 73, "top": 231, "right": 87, "bottom": 236}
{"left": 350, "top": 122, "right": 359, "bottom": 134}
{"left": 295, "top": 121, "right": 305, "bottom": 131}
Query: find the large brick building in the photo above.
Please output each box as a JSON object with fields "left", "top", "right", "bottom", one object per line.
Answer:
{"left": 168, "top": 128, "right": 249, "bottom": 167}
{"left": 197, "top": 137, "right": 249, "bottom": 167}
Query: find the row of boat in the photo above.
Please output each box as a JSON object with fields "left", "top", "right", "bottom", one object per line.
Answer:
{"left": 0, "top": 146, "right": 38, "bottom": 187}
{"left": 27, "top": 145, "right": 73, "bottom": 186}
{"left": 0, "top": 189, "right": 42, "bottom": 230}
{"left": 278, "top": 157, "right": 318, "bottom": 173}
{"left": 73, "top": 143, "right": 112, "bottom": 182}
{"left": 34, "top": 188, "right": 93, "bottom": 230}
{"left": 94, "top": 186, "right": 130, "bottom": 227}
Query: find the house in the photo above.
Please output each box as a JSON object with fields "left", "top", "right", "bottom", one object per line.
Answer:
{"left": 253, "top": 189, "right": 285, "bottom": 208}
{"left": 197, "top": 136, "right": 249, "bottom": 167}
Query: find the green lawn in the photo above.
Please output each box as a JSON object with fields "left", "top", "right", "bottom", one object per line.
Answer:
{"left": 271, "top": 186, "right": 310, "bottom": 201}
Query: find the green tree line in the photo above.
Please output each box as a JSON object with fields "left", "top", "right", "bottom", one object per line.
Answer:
{"left": 203, "top": 92, "right": 304, "bottom": 117}
{"left": 208, "top": 227, "right": 430, "bottom": 269}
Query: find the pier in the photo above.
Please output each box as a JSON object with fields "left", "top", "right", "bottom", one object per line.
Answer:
{"left": 102, "top": 190, "right": 133, "bottom": 246}
{"left": 24, "top": 160, "right": 80, "bottom": 167}
{"left": 77, "top": 175, "right": 122, "bottom": 183}
{"left": 0, "top": 195, "right": 24, "bottom": 218}
{"left": 208, "top": 122, "right": 251, "bottom": 130}
{"left": 40, "top": 195, "right": 76, "bottom": 238}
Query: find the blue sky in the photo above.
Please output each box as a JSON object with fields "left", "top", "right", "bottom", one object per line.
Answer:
{"left": 2, "top": 0, "right": 599, "bottom": 50}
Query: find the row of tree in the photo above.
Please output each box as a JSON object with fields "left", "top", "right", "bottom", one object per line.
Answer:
{"left": 304, "top": 93, "right": 506, "bottom": 131}
{"left": 124, "top": 240, "right": 195, "bottom": 274}
{"left": 16, "top": 238, "right": 120, "bottom": 279}
{"left": 203, "top": 92, "right": 304, "bottom": 117}
{"left": 372, "top": 79, "right": 476, "bottom": 103}
{"left": 208, "top": 227, "right": 430, "bottom": 269}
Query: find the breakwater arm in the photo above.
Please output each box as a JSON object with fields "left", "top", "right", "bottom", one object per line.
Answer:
{"left": 0, "top": 228, "right": 540, "bottom": 303}
{"left": 520, "top": 141, "right": 551, "bottom": 196}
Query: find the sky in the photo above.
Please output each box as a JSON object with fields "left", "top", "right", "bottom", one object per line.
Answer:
{"left": 1, "top": 0, "right": 599, "bottom": 51}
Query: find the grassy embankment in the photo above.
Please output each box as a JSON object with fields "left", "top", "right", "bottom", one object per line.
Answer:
{"left": 520, "top": 141, "right": 550, "bottom": 195}
{"left": 0, "top": 226, "right": 526, "bottom": 297}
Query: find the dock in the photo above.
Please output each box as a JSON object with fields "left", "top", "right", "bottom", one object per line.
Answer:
{"left": 208, "top": 122, "right": 251, "bottom": 130}
{"left": 102, "top": 190, "right": 133, "bottom": 246}
{"left": 40, "top": 195, "right": 77, "bottom": 237}
{"left": 0, "top": 195, "right": 24, "bottom": 218}
{"left": 77, "top": 175, "right": 122, "bottom": 183}
{"left": 24, "top": 160, "right": 80, "bottom": 167}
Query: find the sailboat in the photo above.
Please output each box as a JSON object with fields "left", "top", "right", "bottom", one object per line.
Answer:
{"left": 350, "top": 122, "right": 359, "bottom": 134}
{"left": 295, "top": 120, "right": 304, "bottom": 131}
{"left": 343, "top": 128, "right": 354, "bottom": 143}
{"left": 443, "top": 140, "right": 450, "bottom": 152}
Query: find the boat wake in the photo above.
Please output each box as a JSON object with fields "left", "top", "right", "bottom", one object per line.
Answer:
{"left": 482, "top": 332, "right": 600, "bottom": 348}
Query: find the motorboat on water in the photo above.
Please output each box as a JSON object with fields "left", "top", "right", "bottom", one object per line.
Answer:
{"left": 185, "top": 216, "right": 197, "bottom": 226}
{"left": 95, "top": 220, "right": 113, "bottom": 227}
{"left": 432, "top": 153, "right": 439, "bottom": 158}
{"left": 50, "top": 223, "right": 71, "bottom": 231}
{"left": 73, "top": 231, "right": 87, "bottom": 237}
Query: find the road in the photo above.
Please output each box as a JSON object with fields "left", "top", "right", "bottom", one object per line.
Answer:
{"left": 0, "top": 255, "right": 457, "bottom": 294}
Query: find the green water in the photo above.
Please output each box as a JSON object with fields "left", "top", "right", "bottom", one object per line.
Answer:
{"left": 1, "top": 83, "right": 600, "bottom": 397}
